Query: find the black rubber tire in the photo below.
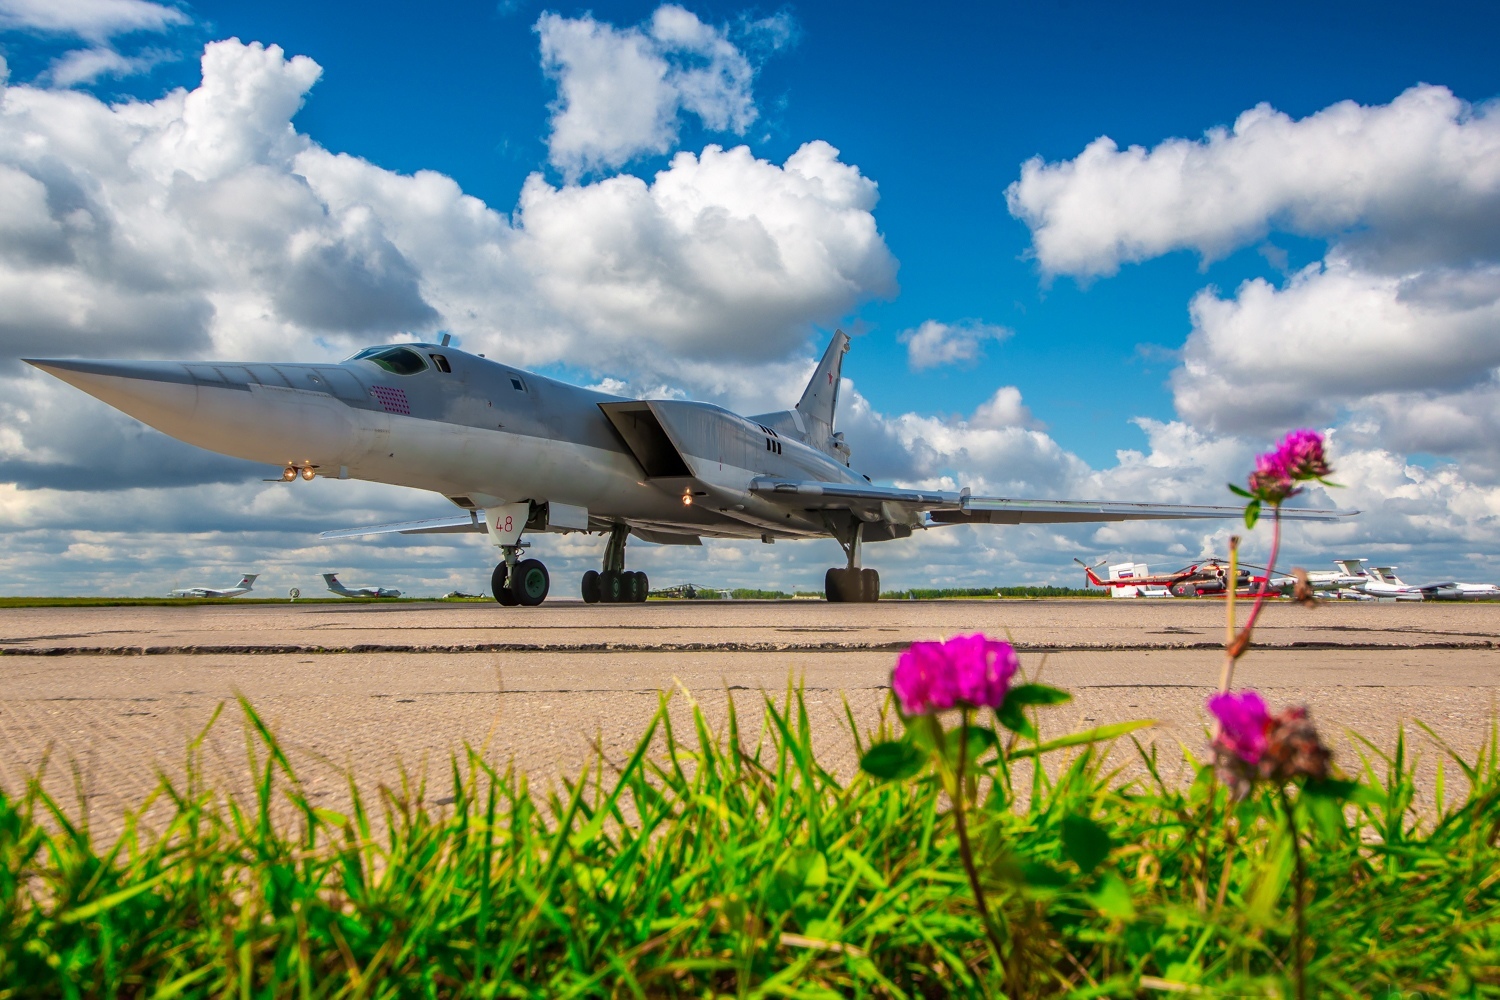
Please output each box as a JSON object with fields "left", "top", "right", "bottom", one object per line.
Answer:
{"left": 514, "top": 559, "right": 549, "bottom": 606}
{"left": 581, "top": 569, "right": 601, "bottom": 604}
{"left": 601, "top": 569, "right": 624, "bottom": 603}
{"left": 492, "top": 564, "right": 518, "bottom": 606}
{"left": 825, "top": 567, "right": 846, "bottom": 602}
{"left": 826, "top": 567, "right": 878, "bottom": 602}
{"left": 635, "top": 571, "right": 650, "bottom": 602}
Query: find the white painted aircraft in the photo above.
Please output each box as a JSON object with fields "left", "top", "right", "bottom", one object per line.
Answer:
{"left": 1360, "top": 566, "right": 1500, "bottom": 601}
{"left": 27, "top": 332, "right": 1353, "bottom": 605}
{"left": 171, "top": 574, "right": 257, "bottom": 598}
{"left": 1267, "top": 558, "right": 1373, "bottom": 595}
{"left": 322, "top": 573, "right": 402, "bottom": 598}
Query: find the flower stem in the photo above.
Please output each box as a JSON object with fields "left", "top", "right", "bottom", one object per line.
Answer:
{"left": 952, "top": 711, "right": 1008, "bottom": 982}
{"left": 1276, "top": 782, "right": 1308, "bottom": 1000}
{"left": 1220, "top": 507, "right": 1282, "bottom": 693}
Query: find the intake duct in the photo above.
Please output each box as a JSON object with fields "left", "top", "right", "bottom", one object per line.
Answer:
{"left": 598, "top": 401, "right": 692, "bottom": 478}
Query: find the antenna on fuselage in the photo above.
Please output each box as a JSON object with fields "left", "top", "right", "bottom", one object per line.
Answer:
{"left": 439, "top": 332, "right": 452, "bottom": 347}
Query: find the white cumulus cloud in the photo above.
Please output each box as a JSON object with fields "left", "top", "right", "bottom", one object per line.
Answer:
{"left": 1007, "top": 84, "right": 1500, "bottom": 279}
{"left": 897, "top": 319, "right": 1011, "bottom": 370}
{"left": 0, "top": 37, "right": 895, "bottom": 501}
{"left": 1009, "top": 83, "right": 1500, "bottom": 480}
{"left": 0, "top": 0, "right": 186, "bottom": 42}
{"left": 536, "top": 4, "right": 786, "bottom": 178}
{"left": 0, "top": 0, "right": 189, "bottom": 89}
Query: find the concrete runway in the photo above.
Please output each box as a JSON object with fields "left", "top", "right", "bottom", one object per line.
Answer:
{"left": 2, "top": 599, "right": 1497, "bottom": 836}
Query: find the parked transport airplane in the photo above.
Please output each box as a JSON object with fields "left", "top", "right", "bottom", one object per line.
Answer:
{"left": 322, "top": 573, "right": 402, "bottom": 598}
{"left": 28, "top": 332, "right": 1352, "bottom": 605}
{"left": 1266, "top": 558, "right": 1372, "bottom": 596}
{"left": 171, "top": 574, "right": 257, "bottom": 598}
{"left": 1359, "top": 566, "right": 1500, "bottom": 601}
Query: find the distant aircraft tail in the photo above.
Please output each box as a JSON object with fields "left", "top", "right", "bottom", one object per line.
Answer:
{"left": 238, "top": 574, "right": 258, "bottom": 591}
{"left": 322, "top": 573, "right": 348, "bottom": 593}
{"left": 796, "top": 330, "right": 850, "bottom": 464}
{"left": 1074, "top": 558, "right": 1106, "bottom": 587}
{"left": 1333, "top": 558, "right": 1365, "bottom": 577}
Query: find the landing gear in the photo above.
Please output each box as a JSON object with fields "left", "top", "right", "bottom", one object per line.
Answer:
{"left": 826, "top": 567, "right": 879, "bottom": 602}
{"left": 491, "top": 546, "right": 550, "bottom": 606}
{"left": 582, "top": 525, "right": 648, "bottom": 603}
{"left": 825, "top": 519, "right": 880, "bottom": 603}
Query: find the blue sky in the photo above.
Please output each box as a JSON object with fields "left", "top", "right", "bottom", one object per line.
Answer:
{"left": 2, "top": 0, "right": 1499, "bottom": 594}
{"left": 135, "top": 0, "right": 1496, "bottom": 463}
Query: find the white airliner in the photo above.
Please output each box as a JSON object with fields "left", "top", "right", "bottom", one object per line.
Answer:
{"left": 322, "top": 573, "right": 402, "bottom": 598}
{"left": 1267, "top": 558, "right": 1373, "bottom": 595}
{"left": 171, "top": 574, "right": 258, "bottom": 598}
{"left": 27, "top": 331, "right": 1352, "bottom": 605}
{"left": 1360, "top": 566, "right": 1500, "bottom": 601}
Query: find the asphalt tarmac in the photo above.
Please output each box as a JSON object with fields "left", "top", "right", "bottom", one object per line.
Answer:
{"left": 2, "top": 599, "right": 1497, "bottom": 836}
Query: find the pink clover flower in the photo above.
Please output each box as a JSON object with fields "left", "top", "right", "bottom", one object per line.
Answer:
{"left": 892, "top": 633, "right": 1018, "bottom": 716}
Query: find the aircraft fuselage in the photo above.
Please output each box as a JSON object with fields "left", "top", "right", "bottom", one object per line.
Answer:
{"left": 30, "top": 344, "right": 868, "bottom": 541}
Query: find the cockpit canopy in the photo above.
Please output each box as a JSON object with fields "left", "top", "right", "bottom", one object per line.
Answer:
{"left": 349, "top": 346, "right": 428, "bottom": 375}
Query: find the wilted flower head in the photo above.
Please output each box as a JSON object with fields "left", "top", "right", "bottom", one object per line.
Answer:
{"left": 1246, "top": 429, "right": 1333, "bottom": 506}
{"left": 892, "top": 633, "right": 1018, "bottom": 715}
{"left": 1208, "top": 690, "right": 1331, "bottom": 798}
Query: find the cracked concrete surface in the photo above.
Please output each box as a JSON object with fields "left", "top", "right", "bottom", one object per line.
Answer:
{"left": 2, "top": 600, "right": 1497, "bottom": 838}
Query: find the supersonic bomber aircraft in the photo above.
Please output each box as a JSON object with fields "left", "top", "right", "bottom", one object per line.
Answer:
{"left": 27, "top": 331, "right": 1352, "bottom": 605}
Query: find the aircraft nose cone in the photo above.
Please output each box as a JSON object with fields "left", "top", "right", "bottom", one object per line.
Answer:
{"left": 27, "top": 357, "right": 358, "bottom": 470}
{"left": 25, "top": 358, "right": 204, "bottom": 433}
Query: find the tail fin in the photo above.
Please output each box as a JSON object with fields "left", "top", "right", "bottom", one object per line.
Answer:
{"left": 1074, "top": 557, "right": 1106, "bottom": 587}
{"left": 796, "top": 330, "right": 850, "bottom": 461}
{"left": 1333, "top": 558, "right": 1365, "bottom": 577}
{"left": 322, "top": 573, "right": 343, "bottom": 591}
{"left": 238, "top": 574, "right": 257, "bottom": 590}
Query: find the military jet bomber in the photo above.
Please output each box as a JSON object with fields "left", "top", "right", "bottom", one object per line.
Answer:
{"left": 27, "top": 332, "right": 1351, "bottom": 605}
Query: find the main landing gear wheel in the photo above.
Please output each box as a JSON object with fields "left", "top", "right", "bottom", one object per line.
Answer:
{"left": 584, "top": 568, "right": 649, "bottom": 603}
{"left": 825, "top": 567, "right": 879, "bottom": 603}
{"left": 583, "top": 524, "right": 648, "bottom": 603}
{"left": 627, "top": 571, "right": 649, "bottom": 603}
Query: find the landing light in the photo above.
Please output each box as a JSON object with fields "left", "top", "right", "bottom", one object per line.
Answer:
{"left": 301, "top": 466, "right": 316, "bottom": 481}
{"left": 281, "top": 467, "right": 297, "bottom": 482}
{"left": 682, "top": 494, "right": 693, "bottom": 506}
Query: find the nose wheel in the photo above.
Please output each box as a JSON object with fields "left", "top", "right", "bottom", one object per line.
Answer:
{"left": 582, "top": 526, "right": 648, "bottom": 603}
{"left": 492, "top": 557, "right": 549, "bottom": 606}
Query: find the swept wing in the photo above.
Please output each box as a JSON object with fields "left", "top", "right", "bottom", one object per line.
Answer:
{"left": 748, "top": 478, "right": 1352, "bottom": 525}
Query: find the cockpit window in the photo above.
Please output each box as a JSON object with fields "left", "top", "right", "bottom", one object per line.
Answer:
{"left": 351, "top": 346, "right": 427, "bottom": 375}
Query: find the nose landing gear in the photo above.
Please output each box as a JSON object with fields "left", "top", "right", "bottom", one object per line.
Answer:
{"left": 582, "top": 525, "right": 648, "bottom": 603}
{"left": 491, "top": 545, "right": 550, "bottom": 606}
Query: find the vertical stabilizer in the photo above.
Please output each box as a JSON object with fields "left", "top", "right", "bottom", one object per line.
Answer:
{"left": 796, "top": 330, "right": 850, "bottom": 461}
{"left": 238, "top": 574, "right": 258, "bottom": 591}
{"left": 322, "top": 573, "right": 347, "bottom": 594}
